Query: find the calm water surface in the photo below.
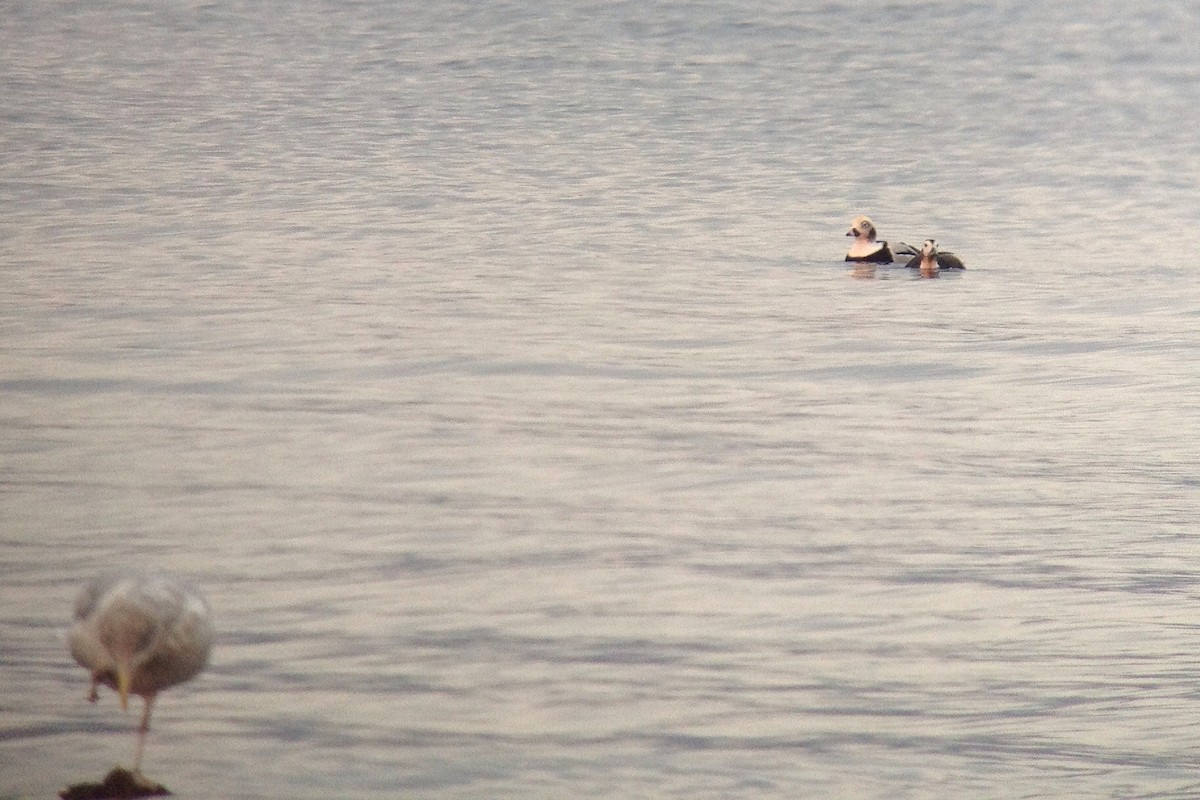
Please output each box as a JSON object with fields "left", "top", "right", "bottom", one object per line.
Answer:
{"left": 2, "top": 1, "right": 1200, "bottom": 798}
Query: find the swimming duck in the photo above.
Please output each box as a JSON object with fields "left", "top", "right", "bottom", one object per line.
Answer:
{"left": 844, "top": 215, "right": 895, "bottom": 263}
{"left": 906, "top": 239, "right": 966, "bottom": 277}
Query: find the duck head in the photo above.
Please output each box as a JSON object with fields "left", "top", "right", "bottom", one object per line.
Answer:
{"left": 846, "top": 215, "right": 878, "bottom": 242}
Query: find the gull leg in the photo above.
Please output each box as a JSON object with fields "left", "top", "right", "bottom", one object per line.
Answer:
{"left": 132, "top": 694, "right": 156, "bottom": 774}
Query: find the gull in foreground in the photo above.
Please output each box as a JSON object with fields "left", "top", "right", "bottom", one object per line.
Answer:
{"left": 69, "top": 571, "right": 214, "bottom": 778}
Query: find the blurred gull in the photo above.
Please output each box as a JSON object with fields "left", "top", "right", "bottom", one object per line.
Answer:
{"left": 69, "top": 571, "right": 214, "bottom": 777}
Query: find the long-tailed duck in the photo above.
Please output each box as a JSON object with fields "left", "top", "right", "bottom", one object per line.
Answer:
{"left": 844, "top": 216, "right": 895, "bottom": 263}
{"left": 905, "top": 239, "right": 966, "bottom": 277}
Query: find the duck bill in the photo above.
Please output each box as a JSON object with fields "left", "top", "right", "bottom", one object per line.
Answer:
{"left": 117, "top": 665, "right": 132, "bottom": 711}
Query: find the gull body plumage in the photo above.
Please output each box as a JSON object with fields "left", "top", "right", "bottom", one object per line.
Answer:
{"left": 69, "top": 571, "right": 214, "bottom": 774}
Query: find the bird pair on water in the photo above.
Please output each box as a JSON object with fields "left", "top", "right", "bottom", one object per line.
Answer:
{"left": 844, "top": 215, "right": 966, "bottom": 277}
{"left": 66, "top": 571, "right": 213, "bottom": 797}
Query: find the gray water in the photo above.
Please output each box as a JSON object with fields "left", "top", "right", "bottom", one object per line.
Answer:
{"left": 2, "top": 1, "right": 1200, "bottom": 798}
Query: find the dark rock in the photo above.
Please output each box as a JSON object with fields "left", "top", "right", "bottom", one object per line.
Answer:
{"left": 60, "top": 767, "right": 171, "bottom": 799}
